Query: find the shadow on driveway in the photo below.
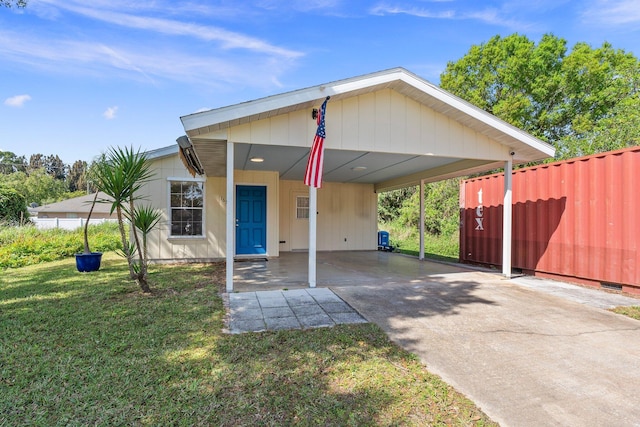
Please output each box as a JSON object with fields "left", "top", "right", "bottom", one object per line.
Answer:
{"left": 332, "top": 268, "right": 640, "bottom": 427}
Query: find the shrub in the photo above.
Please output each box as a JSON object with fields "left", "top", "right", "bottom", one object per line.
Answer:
{"left": 0, "top": 222, "right": 122, "bottom": 269}
{"left": 0, "top": 185, "right": 29, "bottom": 225}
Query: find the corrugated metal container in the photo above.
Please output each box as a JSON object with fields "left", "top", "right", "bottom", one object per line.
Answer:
{"left": 460, "top": 147, "right": 640, "bottom": 294}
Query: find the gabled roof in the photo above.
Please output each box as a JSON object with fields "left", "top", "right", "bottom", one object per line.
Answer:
{"left": 181, "top": 67, "right": 555, "bottom": 163}
{"left": 34, "top": 192, "right": 114, "bottom": 215}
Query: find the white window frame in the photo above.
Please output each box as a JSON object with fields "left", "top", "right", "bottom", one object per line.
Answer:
{"left": 296, "top": 195, "right": 310, "bottom": 220}
{"left": 167, "top": 177, "right": 206, "bottom": 239}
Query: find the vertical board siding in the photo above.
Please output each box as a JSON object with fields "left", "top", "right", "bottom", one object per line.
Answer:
{"left": 279, "top": 180, "right": 377, "bottom": 252}
{"left": 460, "top": 147, "right": 640, "bottom": 291}
{"left": 226, "top": 88, "right": 510, "bottom": 160}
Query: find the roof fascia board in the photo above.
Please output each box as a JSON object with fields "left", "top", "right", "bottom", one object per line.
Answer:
{"left": 145, "top": 145, "right": 179, "bottom": 160}
{"left": 180, "top": 68, "right": 407, "bottom": 133}
{"left": 181, "top": 67, "right": 554, "bottom": 158}
{"left": 395, "top": 70, "right": 555, "bottom": 158}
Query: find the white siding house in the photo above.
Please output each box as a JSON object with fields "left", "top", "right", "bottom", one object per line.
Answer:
{"left": 143, "top": 68, "right": 555, "bottom": 291}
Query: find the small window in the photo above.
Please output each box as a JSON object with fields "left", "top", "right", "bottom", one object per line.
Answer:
{"left": 169, "top": 180, "right": 204, "bottom": 236}
{"left": 296, "top": 196, "right": 309, "bottom": 219}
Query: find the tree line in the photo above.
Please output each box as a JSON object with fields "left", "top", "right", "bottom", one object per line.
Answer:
{"left": 0, "top": 151, "right": 97, "bottom": 207}
{"left": 380, "top": 33, "right": 640, "bottom": 238}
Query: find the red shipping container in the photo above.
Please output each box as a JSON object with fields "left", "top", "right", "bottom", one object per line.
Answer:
{"left": 460, "top": 147, "right": 640, "bottom": 294}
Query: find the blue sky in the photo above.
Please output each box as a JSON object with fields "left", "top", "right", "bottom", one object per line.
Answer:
{"left": 1, "top": 0, "right": 639, "bottom": 166}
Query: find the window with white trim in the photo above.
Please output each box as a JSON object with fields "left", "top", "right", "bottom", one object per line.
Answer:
{"left": 296, "top": 196, "right": 309, "bottom": 219}
{"left": 169, "top": 180, "right": 204, "bottom": 236}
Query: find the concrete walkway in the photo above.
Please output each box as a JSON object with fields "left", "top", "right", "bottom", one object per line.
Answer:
{"left": 225, "top": 288, "right": 366, "bottom": 334}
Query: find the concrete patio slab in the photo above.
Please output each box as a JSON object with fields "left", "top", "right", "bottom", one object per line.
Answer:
{"left": 225, "top": 288, "right": 367, "bottom": 334}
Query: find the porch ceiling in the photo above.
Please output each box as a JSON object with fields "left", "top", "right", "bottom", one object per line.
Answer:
{"left": 192, "top": 139, "right": 500, "bottom": 192}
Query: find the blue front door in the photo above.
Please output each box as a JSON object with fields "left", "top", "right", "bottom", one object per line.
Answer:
{"left": 236, "top": 185, "right": 267, "bottom": 255}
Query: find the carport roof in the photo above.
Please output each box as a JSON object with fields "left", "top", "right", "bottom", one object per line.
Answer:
{"left": 176, "top": 67, "right": 555, "bottom": 190}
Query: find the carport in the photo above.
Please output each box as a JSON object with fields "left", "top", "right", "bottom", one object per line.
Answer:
{"left": 231, "top": 250, "right": 469, "bottom": 292}
{"left": 177, "top": 68, "right": 555, "bottom": 291}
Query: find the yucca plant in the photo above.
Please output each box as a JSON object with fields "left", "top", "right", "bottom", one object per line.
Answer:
{"left": 93, "top": 146, "right": 156, "bottom": 292}
{"left": 131, "top": 204, "right": 162, "bottom": 283}
{"left": 82, "top": 191, "right": 99, "bottom": 255}
{"left": 73, "top": 190, "right": 104, "bottom": 272}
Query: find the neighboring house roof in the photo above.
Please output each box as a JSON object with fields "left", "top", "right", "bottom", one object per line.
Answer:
{"left": 176, "top": 67, "right": 555, "bottom": 191}
{"left": 146, "top": 145, "right": 178, "bottom": 160}
{"left": 34, "top": 192, "right": 115, "bottom": 216}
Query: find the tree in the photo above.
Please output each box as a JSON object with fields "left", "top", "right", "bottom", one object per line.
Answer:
{"left": 29, "top": 154, "right": 67, "bottom": 180}
{"left": 440, "top": 34, "right": 640, "bottom": 158}
{"left": 0, "top": 151, "right": 26, "bottom": 174}
{"left": 1, "top": 0, "right": 27, "bottom": 7}
{"left": 378, "top": 187, "right": 416, "bottom": 223}
{"left": 68, "top": 160, "right": 88, "bottom": 193}
{"left": 0, "top": 185, "right": 28, "bottom": 225}
{"left": 28, "top": 154, "right": 44, "bottom": 172}
{"left": 441, "top": 34, "right": 567, "bottom": 141}
{"left": 0, "top": 168, "right": 68, "bottom": 206}
{"left": 94, "top": 146, "right": 157, "bottom": 293}
{"left": 394, "top": 179, "right": 460, "bottom": 236}
{"left": 132, "top": 204, "right": 162, "bottom": 283}
{"left": 25, "top": 169, "right": 69, "bottom": 204}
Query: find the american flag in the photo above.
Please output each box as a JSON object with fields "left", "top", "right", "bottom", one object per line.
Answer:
{"left": 304, "top": 97, "right": 329, "bottom": 188}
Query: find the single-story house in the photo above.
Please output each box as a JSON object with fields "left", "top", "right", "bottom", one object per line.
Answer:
{"left": 142, "top": 68, "right": 555, "bottom": 291}
{"left": 34, "top": 192, "right": 115, "bottom": 219}
{"left": 32, "top": 191, "right": 116, "bottom": 230}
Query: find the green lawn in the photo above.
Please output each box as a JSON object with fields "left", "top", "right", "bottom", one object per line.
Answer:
{"left": 611, "top": 305, "right": 640, "bottom": 320}
{"left": 1, "top": 253, "right": 496, "bottom": 426}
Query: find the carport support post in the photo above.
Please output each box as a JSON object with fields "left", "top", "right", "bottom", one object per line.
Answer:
{"left": 308, "top": 185, "right": 317, "bottom": 287}
{"left": 226, "top": 141, "right": 235, "bottom": 292}
{"left": 419, "top": 179, "right": 425, "bottom": 260}
{"left": 502, "top": 157, "right": 513, "bottom": 278}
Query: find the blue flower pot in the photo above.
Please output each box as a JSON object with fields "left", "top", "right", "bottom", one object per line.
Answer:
{"left": 75, "top": 252, "right": 103, "bottom": 272}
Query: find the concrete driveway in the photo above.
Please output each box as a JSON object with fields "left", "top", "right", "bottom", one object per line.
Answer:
{"left": 331, "top": 266, "right": 640, "bottom": 427}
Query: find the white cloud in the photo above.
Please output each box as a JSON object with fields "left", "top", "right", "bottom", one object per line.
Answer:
{"left": 0, "top": 29, "right": 293, "bottom": 89}
{"left": 103, "top": 106, "right": 118, "bottom": 119}
{"left": 582, "top": 0, "right": 640, "bottom": 25}
{"left": 370, "top": 4, "right": 454, "bottom": 19}
{"left": 369, "top": 2, "right": 534, "bottom": 30}
{"left": 4, "top": 94, "right": 31, "bottom": 107}
{"left": 33, "top": 0, "right": 303, "bottom": 59}
{"left": 1, "top": 1, "right": 303, "bottom": 89}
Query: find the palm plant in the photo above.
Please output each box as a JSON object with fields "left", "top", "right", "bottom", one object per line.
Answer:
{"left": 93, "top": 146, "right": 156, "bottom": 292}
{"left": 131, "top": 204, "right": 162, "bottom": 284}
{"left": 82, "top": 191, "right": 100, "bottom": 254}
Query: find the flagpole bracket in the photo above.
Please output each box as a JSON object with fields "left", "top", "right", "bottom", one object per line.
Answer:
{"left": 312, "top": 97, "right": 330, "bottom": 119}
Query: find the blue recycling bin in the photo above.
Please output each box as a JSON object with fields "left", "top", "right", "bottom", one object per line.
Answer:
{"left": 378, "top": 230, "right": 390, "bottom": 251}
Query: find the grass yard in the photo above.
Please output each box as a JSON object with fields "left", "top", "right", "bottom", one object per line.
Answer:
{"left": 611, "top": 305, "right": 640, "bottom": 320}
{"left": 1, "top": 253, "right": 496, "bottom": 426}
{"left": 378, "top": 223, "right": 460, "bottom": 263}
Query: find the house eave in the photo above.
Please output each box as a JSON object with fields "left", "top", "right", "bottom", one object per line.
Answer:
{"left": 180, "top": 67, "right": 555, "bottom": 162}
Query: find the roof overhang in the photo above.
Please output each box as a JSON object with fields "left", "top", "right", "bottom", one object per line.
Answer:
{"left": 178, "top": 67, "right": 555, "bottom": 190}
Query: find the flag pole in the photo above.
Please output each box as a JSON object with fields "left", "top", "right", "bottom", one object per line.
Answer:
{"left": 305, "top": 96, "right": 329, "bottom": 287}
{"left": 308, "top": 185, "right": 317, "bottom": 288}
